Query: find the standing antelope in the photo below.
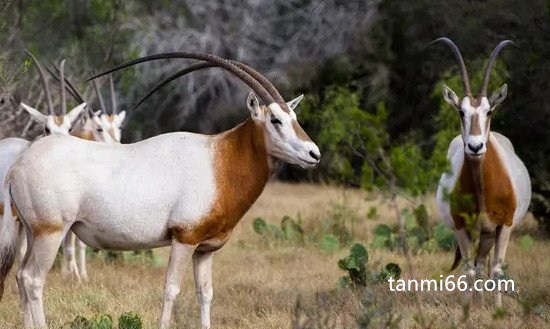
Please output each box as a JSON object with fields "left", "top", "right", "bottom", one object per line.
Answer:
{"left": 434, "top": 38, "right": 531, "bottom": 308}
{"left": 0, "top": 52, "right": 124, "bottom": 281}
{"left": 0, "top": 52, "right": 320, "bottom": 329}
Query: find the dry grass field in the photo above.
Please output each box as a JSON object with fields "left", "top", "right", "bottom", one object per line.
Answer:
{"left": 0, "top": 182, "right": 548, "bottom": 328}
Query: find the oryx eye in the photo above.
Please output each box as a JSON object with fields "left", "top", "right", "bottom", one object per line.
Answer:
{"left": 44, "top": 127, "right": 51, "bottom": 134}
{"left": 459, "top": 111, "right": 465, "bottom": 118}
{"left": 487, "top": 110, "right": 493, "bottom": 116}
{"left": 271, "top": 117, "right": 282, "bottom": 125}
{"left": 97, "top": 128, "right": 103, "bottom": 132}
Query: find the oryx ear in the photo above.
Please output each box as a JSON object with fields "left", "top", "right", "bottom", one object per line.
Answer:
{"left": 247, "top": 92, "right": 261, "bottom": 118}
{"left": 21, "top": 103, "right": 47, "bottom": 124}
{"left": 114, "top": 110, "right": 126, "bottom": 126}
{"left": 489, "top": 84, "right": 507, "bottom": 108}
{"left": 286, "top": 94, "right": 304, "bottom": 111}
{"left": 66, "top": 103, "right": 87, "bottom": 124}
{"left": 443, "top": 85, "right": 460, "bottom": 109}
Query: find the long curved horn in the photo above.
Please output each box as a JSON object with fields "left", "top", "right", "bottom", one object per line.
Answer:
{"left": 86, "top": 52, "right": 275, "bottom": 104}
{"left": 479, "top": 40, "right": 519, "bottom": 97}
{"left": 230, "top": 61, "right": 285, "bottom": 104}
{"left": 133, "top": 62, "right": 216, "bottom": 111}
{"left": 25, "top": 50, "right": 55, "bottom": 115}
{"left": 109, "top": 74, "right": 117, "bottom": 114}
{"left": 46, "top": 66, "right": 84, "bottom": 103}
{"left": 429, "top": 37, "right": 472, "bottom": 98}
{"left": 59, "top": 60, "right": 67, "bottom": 115}
{"left": 92, "top": 79, "right": 107, "bottom": 114}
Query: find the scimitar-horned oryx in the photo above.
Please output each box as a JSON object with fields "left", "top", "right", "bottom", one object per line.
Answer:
{"left": 0, "top": 52, "right": 320, "bottom": 329}
{"left": 433, "top": 38, "right": 530, "bottom": 308}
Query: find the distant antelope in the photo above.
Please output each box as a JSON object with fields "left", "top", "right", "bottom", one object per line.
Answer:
{"left": 434, "top": 38, "right": 531, "bottom": 307}
{"left": 0, "top": 52, "right": 320, "bottom": 329}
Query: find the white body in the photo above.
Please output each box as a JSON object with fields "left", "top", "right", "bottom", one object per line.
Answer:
{"left": 17, "top": 132, "right": 218, "bottom": 251}
{"left": 436, "top": 132, "right": 531, "bottom": 228}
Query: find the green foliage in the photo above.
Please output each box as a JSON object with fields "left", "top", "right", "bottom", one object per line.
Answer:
{"left": 64, "top": 314, "right": 113, "bottom": 329}
{"left": 318, "top": 234, "right": 340, "bottom": 253}
{"left": 371, "top": 204, "right": 456, "bottom": 254}
{"left": 118, "top": 312, "right": 143, "bottom": 329}
{"left": 378, "top": 262, "right": 401, "bottom": 281}
{"left": 253, "top": 217, "right": 267, "bottom": 235}
{"left": 91, "top": 250, "right": 162, "bottom": 266}
{"left": 518, "top": 235, "right": 535, "bottom": 252}
{"left": 63, "top": 312, "right": 143, "bottom": 329}
{"left": 301, "top": 85, "right": 440, "bottom": 196}
{"left": 338, "top": 243, "right": 369, "bottom": 286}
{"left": 337, "top": 243, "right": 402, "bottom": 292}
{"left": 366, "top": 206, "right": 378, "bottom": 220}
{"left": 433, "top": 223, "right": 456, "bottom": 251}
{"left": 252, "top": 203, "right": 355, "bottom": 251}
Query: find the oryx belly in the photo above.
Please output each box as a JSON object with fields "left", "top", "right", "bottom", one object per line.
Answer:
{"left": 9, "top": 133, "right": 218, "bottom": 250}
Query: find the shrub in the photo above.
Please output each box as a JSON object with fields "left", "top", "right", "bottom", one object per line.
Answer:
{"left": 64, "top": 314, "right": 113, "bottom": 329}
{"left": 118, "top": 312, "right": 143, "bottom": 329}
{"left": 338, "top": 243, "right": 369, "bottom": 286}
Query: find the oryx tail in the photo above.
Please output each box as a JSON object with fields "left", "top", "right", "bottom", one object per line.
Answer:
{"left": 0, "top": 177, "right": 18, "bottom": 300}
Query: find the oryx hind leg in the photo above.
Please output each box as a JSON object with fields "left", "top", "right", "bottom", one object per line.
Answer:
{"left": 62, "top": 232, "right": 80, "bottom": 280}
{"left": 491, "top": 225, "right": 512, "bottom": 308}
{"left": 17, "top": 224, "right": 68, "bottom": 328}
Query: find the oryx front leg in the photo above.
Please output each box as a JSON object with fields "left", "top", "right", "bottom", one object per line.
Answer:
{"left": 456, "top": 228, "right": 474, "bottom": 311}
{"left": 193, "top": 250, "right": 214, "bottom": 329}
{"left": 491, "top": 225, "right": 512, "bottom": 308}
{"left": 62, "top": 232, "right": 80, "bottom": 280}
{"left": 17, "top": 228, "right": 66, "bottom": 328}
{"left": 159, "top": 240, "right": 195, "bottom": 329}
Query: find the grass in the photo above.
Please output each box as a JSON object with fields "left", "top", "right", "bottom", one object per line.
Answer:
{"left": 0, "top": 182, "right": 548, "bottom": 328}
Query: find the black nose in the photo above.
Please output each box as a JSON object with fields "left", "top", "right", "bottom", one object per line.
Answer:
{"left": 467, "top": 143, "right": 484, "bottom": 153}
{"left": 309, "top": 150, "right": 320, "bottom": 161}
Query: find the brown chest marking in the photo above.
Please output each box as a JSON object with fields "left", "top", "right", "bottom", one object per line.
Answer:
{"left": 451, "top": 140, "right": 517, "bottom": 229}
{"left": 171, "top": 118, "right": 270, "bottom": 245}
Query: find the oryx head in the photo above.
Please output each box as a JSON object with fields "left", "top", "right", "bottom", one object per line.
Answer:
{"left": 91, "top": 74, "right": 125, "bottom": 143}
{"left": 432, "top": 38, "right": 516, "bottom": 159}
{"left": 87, "top": 53, "right": 321, "bottom": 169}
{"left": 21, "top": 53, "right": 86, "bottom": 136}
{"left": 246, "top": 92, "right": 320, "bottom": 168}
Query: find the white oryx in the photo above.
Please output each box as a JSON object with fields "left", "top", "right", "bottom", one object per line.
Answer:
{"left": 0, "top": 52, "right": 124, "bottom": 282}
{"left": 0, "top": 53, "right": 320, "bottom": 329}
{"left": 434, "top": 38, "right": 531, "bottom": 308}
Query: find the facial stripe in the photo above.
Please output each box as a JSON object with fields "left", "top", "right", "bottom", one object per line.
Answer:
{"left": 469, "top": 113, "right": 481, "bottom": 135}
{"left": 53, "top": 116, "right": 64, "bottom": 125}
{"left": 291, "top": 120, "right": 312, "bottom": 142}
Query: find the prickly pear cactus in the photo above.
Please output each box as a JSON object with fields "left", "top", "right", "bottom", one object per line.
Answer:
{"left": 338, "top": 243, "right": 369, "bottom": 286}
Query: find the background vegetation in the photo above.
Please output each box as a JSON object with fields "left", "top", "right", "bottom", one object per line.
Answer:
{"left": 0, "top": 2, "right": 549, "bottom": 326}
{"left": 2, "top": 1, "right": 549, "bottom": 232}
